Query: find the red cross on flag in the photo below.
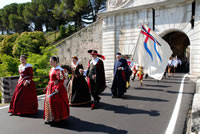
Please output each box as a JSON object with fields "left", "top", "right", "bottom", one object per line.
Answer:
{"left": 133, "top": 25, "right": 172, "bottom": 80}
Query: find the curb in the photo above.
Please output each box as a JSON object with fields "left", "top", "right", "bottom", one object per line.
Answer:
{"left": 191, "top": 79, "right": 200, "bottom": 134}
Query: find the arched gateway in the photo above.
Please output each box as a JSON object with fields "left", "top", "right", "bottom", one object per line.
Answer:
{"left": 161, "top": 30, "right": 190, "bottom": 73}
{"left": 99, "top": 0, "right": 200, "bottom": 78}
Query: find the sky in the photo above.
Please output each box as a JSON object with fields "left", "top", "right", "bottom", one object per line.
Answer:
{"left": 0, "top": 0, "right": 31, "bottom": 9}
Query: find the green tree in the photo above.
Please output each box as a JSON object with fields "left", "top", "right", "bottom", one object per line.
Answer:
{"left": 0, "top": 9, "right": 6, "bottom": 34}
{"left": 27, "top": 45, "right": 57, "bottom": 76}
{"left": 1, "top": 3, "right": 18, "bottom": 33}
{"left": 0, "top": 34, "right": 19, "bottom": 56}
{"left": 52, "top": 2, "right": 71, "bottom": 26}
{"left": 23, "top": 3, "right": 43, "bottom": 31}
{"left": 27, "top": 45, "right": 57, "bottom": 91}
{"left": 74, "top": 0, "right": 88, "bottom": 12}
{"left": 73, "top": 0, "right": 106, "bottom": 26}
{"left": 12, "top": 31, "right": 49, "bottom": 57}
{"left": 53, "top": 0, "right": 106, "bottom": 31}
{"left": 0, "top": 3, "right": 29, "bottom": 33}
{"left": 23, "top": 0, "right": 60, "bottom": 31}
{"left": 87, "top": 0, "right": 106, "bottom": 22}
{"left": 9, "top": 14, "right": 28, "bottom": 33}
{"left": 34, "top": 0, "right": 61, "bottom": 31}
{"left": 59, "top": 25, "right": 66, "bottom": 39}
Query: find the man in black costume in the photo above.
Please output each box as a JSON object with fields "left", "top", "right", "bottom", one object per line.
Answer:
{"left": 87, "top": 50, "right": 106, "bottom": 109}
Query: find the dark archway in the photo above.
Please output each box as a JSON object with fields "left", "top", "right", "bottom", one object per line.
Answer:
{"left": 162, "top": 31, "right": 190, "bottom": 73}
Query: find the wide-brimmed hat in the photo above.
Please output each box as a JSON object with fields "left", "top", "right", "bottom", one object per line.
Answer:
{"left": 88, "top": 49, "right": 105, "bottom": 60}
{"left": 88, "top": 49, "right": 98, "bottom": 55}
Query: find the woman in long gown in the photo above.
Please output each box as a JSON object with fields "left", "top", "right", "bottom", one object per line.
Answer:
{"left": 9, "top": 55, "right": 38, "bottom": 115}
{"left": 67, "top": 56, "right": 91, "bottom": 106}
{"left": 43, "top": 56, "right": 70, "bottom": 124}
{"left": 61, "top": 65, "right": 72, "bottom": 89}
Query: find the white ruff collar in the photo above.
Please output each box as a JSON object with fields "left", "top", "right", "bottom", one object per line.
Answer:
{"left": 52, "top": 66, "right": 64, "bottom": 71}
{"left": 90, "top": 57, "right": 99, "bottom": 65}
{"left": 19, "top": 64, "right": 32, "bottom": 71}
{"left": 71, "top": 60, "right": 80, "bottom": 68}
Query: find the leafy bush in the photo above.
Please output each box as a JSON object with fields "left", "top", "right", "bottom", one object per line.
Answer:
{"left": 0, "top": 54, "right": 20, "bottom": 77}
{"left": 12, "top": 31, "right": 49, "bottom": 57}
{"left": 44, "top": 31, "right": 59, "bottom": 44}
{"left": 27, "top": 46, "right": 57, "bottom": 91}
{"left": 0, "top": 32, "right": 57, "bottom": 95}
{"left": 0, "top": 34, "right": 19, "bottom": 56}
{"left": 0, "top": 35, "right": 5, "bottom": 42}
{"left": 66, "top": 25, "right": 76, "bottom": 36}
{"left": 58, "top": 25, "right": 66, "bottom": 39}
{"left": 56, "top": 25, "right": 76, "bottom": 41}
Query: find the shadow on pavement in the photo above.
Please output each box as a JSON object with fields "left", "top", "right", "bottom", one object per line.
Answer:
{"left": 144, "top": 84, "right": 171, "bottom": 88}
{"left": 100, "top": 92, "right": 112, "bottom": 96}
{"left": 159, "top": 80, "right": 189, "bottom": 84}
{"left": 99, "top": 102, "right": 160, "bottom": 116}
{"left": 166, "top": 90, "right": 194, "bottom": 95}
{"left": 19, "top": 109, "right": 43, "bottom": 119}
{"left": 50, "top": 116, "right": 128, "bottom": 134}
{"left": 134, "top": 87, "right": 164, "bottom": 92}
{"left": 122, "top": 94, "right": 168, "bottom": 102}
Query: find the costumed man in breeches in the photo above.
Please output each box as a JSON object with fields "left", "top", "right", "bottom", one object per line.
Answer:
{"left": 87, "top": 50, "right": 106, "bottom": 110}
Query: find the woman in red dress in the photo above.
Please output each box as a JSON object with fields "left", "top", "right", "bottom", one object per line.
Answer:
{"left": 9, "top": 55, "right": 38, "bottom": 115}
{"left": 44, "top": 56, "right": 70, "bottom": 124}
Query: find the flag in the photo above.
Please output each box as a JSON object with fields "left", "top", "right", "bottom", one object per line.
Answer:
{"left": 133, "top": 25, "right": 172, "bottom": 80}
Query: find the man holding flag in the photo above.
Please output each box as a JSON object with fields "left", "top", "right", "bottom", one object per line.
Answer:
{"left": 133, "top": 25, "right": 172, "bottom": 80}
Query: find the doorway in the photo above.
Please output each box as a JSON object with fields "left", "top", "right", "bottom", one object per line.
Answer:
{"left": 162, "top": 31, "right": 190, "bottom": 73}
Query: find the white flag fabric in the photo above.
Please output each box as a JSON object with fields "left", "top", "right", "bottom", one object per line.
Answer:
{"left": 133, "top": 25, "right": 172, "bottom": 80}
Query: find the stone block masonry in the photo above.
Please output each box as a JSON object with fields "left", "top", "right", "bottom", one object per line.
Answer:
{"left": 56, "top": 19, "right": 103, "bottom": 69}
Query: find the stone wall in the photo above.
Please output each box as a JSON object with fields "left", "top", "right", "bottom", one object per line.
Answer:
{"left": 56, "top": 19, "right": 103, "bottom": 69}
{"left": 100, "top": 0, "right": 200, "bottom": 77}
{"left": 102, "top": 8, "right": 154, "bottom": 78}
{"left": 190, "top": 0, "right": 200, "bottom": 75}
{"left": 0, "top": 76, "right": 19, "bottom": 103}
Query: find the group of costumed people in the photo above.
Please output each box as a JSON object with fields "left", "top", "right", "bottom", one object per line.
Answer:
{"left": 8, "top": 49, "right": 107, "bottom": 124}
{"left": 62, "top": 49, "right": 106, "bottom": 109}
{"left": 165, "top": 56, "right": 182, "bottom": 77}
{"left": 8, "top": 50, "right": 147, "bottom": 124}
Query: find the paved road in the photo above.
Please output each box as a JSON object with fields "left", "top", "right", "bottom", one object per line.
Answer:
{"left": 0, "top": 73, "right": 195, "bottom": 134}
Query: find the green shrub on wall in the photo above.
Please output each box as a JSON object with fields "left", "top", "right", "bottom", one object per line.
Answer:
{"left": 59, "top": 25, "right": 66, "bottom": 39}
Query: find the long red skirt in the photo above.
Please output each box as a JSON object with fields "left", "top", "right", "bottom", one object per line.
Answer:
{"left": 44, "top": 83, "right": 70, "bottom": 122}
{"left": 9, "top": 81, "right": 38, "bottom": 115}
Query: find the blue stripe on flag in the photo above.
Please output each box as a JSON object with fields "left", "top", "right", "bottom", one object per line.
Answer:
{"left": 144, "top": 42, "right": 153, "bottom": 61}
{"left": 154, "top": 40, "right": 162, "bottom": 62}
